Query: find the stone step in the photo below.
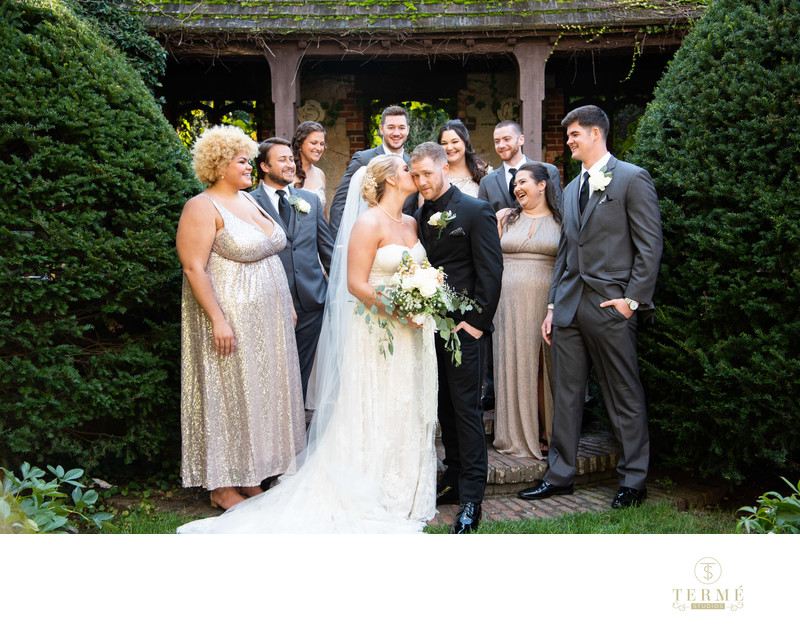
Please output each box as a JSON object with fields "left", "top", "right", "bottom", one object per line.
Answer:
{"left": 438, "top": 413, "right": 622, "bottom": 497}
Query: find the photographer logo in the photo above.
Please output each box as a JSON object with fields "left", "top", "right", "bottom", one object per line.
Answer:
{"left": 672, "top": 558, "right": 744, "bottom": 612}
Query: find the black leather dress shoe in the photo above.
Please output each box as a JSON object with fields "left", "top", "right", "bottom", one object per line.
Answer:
{"left": 436, "top": 484, "right": 460, "bottom": 506}
{"left": 611, "top": 486, "right": 647, "bottom": 509}
{"left": 450, "top": 502, "right": 481, "bottom": 534}
{"left": 480, "top": 395, "right": 495, "bottom": 411}
{"left": 517, "top": 481, "right": 574, "bottom": 501}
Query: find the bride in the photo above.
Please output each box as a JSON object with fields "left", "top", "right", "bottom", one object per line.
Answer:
{"left": 178, "top": 155, "right": 437, "bottom": 533}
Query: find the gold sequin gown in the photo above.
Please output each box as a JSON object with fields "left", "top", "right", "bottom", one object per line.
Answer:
{"left": 180, "top": 193, "right": 306, "bottom": 490}
{"left": 492, "top": 213, "right": 560, "bottom": 459}
{"left": 177, "top": 240, "right": 437, "bottom": 533}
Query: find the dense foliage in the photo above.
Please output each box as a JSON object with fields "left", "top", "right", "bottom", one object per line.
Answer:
{"left": 0, "top": 0, "right": 200, "bottom": 475}
{"left": 630, "top": 0, "right": 800, "bottom": 480}
{"left": 68, "top": 0, "right": 166, "bottom": 93}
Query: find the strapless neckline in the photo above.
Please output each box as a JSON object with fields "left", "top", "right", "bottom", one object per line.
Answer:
{"left": 376, "top": 239, "right": 422, "bottom": 253}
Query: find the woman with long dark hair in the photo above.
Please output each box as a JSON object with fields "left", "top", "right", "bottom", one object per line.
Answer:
{"left": 436, "top": 119, "right": 491, "bottom": 197}
{"left": 292, "top": 121, "right": 328, "bottom": 208}
{"left": 493, "top": 162, "right": 562, "bottom": 460}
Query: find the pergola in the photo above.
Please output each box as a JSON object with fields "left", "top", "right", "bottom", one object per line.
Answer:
{"left": 135, "top": 0, "right": 704, "bottom": 160}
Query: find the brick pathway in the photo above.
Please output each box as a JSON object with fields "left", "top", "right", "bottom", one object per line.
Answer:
{"left": 430, "top": 417, "right": 726, "bottom": 528}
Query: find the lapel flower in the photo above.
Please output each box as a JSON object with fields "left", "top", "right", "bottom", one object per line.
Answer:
{"left": 287, "top": 194, "right": 311, "bottom": 220}
{"left": 588, "top": 166, "right": 612, "bottom": 194}
{"left": 427, "top": 210, "right": 456, "bottom": 239}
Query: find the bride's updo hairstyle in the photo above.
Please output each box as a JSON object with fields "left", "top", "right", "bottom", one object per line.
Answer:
{"left": 361, "top": 154, "right": 401, "bottom": 206}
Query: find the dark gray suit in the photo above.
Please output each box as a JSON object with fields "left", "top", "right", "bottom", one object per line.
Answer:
{"left": 251, "top": 184, "right": 335, "bottom": 398}
{"left": 477, "top": 160, "right": 563, "bottom": 212}
{"left": 545, "top": 155, "right": 662, "bottom": 490}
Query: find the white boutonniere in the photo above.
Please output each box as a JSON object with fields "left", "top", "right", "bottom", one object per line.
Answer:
{"left": 588, "top": 167, "right": 612, "bottom": 194}
{"left": 427, "top": 210, "right": 456, "bottom": 238}
{"left": 287, "top": 195, "right": 311, "bottom": 220}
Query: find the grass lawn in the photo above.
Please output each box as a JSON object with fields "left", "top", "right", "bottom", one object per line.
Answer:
{"left": 105, "top": 496, "right": 737, "bottom": 534}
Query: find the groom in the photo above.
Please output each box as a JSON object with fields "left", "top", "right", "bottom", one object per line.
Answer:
{"left": 518, "top": 105, "right": 663, "bottom": 508}
{"left": 410, "top": 142, "right": 503, "bottom": 534}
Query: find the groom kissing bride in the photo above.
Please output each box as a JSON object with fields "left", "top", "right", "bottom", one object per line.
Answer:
{"left": 411, "top": 142, "right": 503, "bottom": 534}
{"left": 178, "top": 141, "right": 501, "bottom": 534}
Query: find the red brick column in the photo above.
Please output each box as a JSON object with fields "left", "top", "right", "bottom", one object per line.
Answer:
{"left": 342, "top": 92, "right": 366, "bottom": 155}
{"left": 543, "top": 87, "right": 566, "bottom": 181}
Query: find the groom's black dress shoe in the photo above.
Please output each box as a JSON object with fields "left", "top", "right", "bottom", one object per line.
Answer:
{"left": 480, "top": 394, "right": 495, "bottom": 411}
{"left": 517, "top": 481, "right": 574, "bottom": 501}
{"left": 436, "top": 484, "right": 460, "bottom": 506}
{"left": 611, "top": 486, "right": 647, "bottom": 509}
{"left": 450, "top": 502, "right": 481, "bottom": 534}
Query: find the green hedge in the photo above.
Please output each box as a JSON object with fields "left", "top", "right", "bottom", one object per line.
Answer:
{"left": 0, "top": 0, "right": 200, "bottom": 475}
{"left": 630, "top": 0, "right": 800, "bottom": 480}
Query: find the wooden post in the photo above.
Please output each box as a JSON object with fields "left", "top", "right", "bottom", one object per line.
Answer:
{"left": 265, "top": 45, "right": 303, "bottom": 139}
{"left": 513, "top": 42, "right": 552, "bottom": 161}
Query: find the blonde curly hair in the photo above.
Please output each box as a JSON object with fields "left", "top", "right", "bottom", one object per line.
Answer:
{"left": 361, "top": 154, "right": 403, "bottom": 206}
{"left": 191, "top": 125, "right": 258, "bottom": 186}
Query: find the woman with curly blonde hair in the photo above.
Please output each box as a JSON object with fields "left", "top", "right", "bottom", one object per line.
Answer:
{"left": 176, "top": 125, "right": 305, "bottom": 511}
{"left": 178, "top": 154, "right": 439, "bottom": 533}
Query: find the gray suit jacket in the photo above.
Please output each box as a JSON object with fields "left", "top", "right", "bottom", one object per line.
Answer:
{"left": 548, "top": 155, "right": 663, "bottom": 327}
{"left": 478, "top": 160, "right": 563, "bottom": 211}
{"left": 250, "top": 184, "right": 335, "bottom": 313}
{"left": 328, "top": 145, "right": 410, "bottom": 237}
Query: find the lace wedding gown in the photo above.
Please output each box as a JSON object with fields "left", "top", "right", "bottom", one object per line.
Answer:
{"left": 177, "top": 240, "right": 438, "bottom": 533}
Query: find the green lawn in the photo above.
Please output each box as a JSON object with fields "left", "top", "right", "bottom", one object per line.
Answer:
{"left": 105, "top": 498, "right": 736, "bottom": 534}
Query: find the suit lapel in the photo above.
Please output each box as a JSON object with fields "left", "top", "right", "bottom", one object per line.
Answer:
{"left": 564, "top": 177, "right": 581, "bottom": 233}
{"left": 580, "top": 155, "right": 617, "bottom": 230}
{"left": 495, "top": 169, "right": 513, "bottom": 208}
{"left": 254, "top": 184, "right": 291, "bottom": 240}
{"left": 286, "top": 186, "right": 301, "bottom": 239}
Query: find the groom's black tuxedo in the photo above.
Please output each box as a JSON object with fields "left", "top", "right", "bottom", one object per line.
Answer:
{"left": 415, "top": 185, "right": 503, "bottom": 504}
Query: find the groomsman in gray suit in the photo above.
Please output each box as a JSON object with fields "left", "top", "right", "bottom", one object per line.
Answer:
{"left": 328, "top": 105, "right": 411, "bottom": 237}
{"left": 477, "top": 120, "right": 562, "bottom": 411}
{"left": 518, "top": 105, "right": 663, "bottom": 509}
{"left": 478, "top": 120, "right": 562, "bottom": 213}
{"left": 252, "top": 138, "right": 335, "bottom": 400}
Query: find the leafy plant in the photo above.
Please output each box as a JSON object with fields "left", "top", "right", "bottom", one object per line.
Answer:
{"left": 1, "top": 462, "right": 114, "bottom": 533}
{"left": 629, "top": 0, "right": 800, "bottom": 480}
{"left": 0, "top": 0, "right": 201, "bottom": 475}
{"left": 736, "top": 478, "right": 800, "bottom": 534}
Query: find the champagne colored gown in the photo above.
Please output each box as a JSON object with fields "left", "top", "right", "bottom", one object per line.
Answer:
{"left": 492, "top": 213, "right": 560, "bottom": 459}
{"left": 180, "top": 194, "right": 306, "bottom": 490}
{"left": 178, "top": 240, "right": 437, "bottom": 533}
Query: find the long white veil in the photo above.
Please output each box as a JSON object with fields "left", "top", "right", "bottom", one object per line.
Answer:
{"left": 176, "top": 165, "right": 437, "bottom": 533}
{"left": 302, "top": 166, "right": 369, "bottom": 460}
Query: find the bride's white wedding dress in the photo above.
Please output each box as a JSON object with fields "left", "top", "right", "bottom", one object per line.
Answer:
{"left": 178, "top": 206, "right": 438, "bottom": 533}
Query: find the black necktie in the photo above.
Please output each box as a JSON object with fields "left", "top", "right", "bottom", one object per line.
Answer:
{"left": 276, "top": 189, "right": 291, "bottom": 226}
{"left": 579, "top": 171, "right": 590, "bottom": 215}
{"left": 508, "top": 168, "right": 518, "bottom": 199}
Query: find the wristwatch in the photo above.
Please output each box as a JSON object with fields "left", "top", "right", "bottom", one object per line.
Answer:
{"left": 547, "top": 303, "right": 554, "bottom": 310}
{"left": 624, "top": 298, "right": 640, "bottom": 311}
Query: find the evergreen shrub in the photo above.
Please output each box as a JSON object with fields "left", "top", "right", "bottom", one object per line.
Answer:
{"left": 0, "top": 0, "right": 200, "bottom": 474}
{"left": 630, "top": 0, "right": 800, "bottom": 480}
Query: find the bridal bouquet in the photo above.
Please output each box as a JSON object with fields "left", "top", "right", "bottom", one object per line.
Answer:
{"left": 357, "top": 252, "right": 479, "bottom": 366}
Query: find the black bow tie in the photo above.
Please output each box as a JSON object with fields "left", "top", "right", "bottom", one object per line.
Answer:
{"left": 421, "top": 200, "right": 436, "bottom": 216}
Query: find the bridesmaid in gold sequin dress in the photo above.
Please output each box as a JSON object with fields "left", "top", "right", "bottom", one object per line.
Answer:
{"left": 176, "top": 126, "right": 306, "bottom": 510}
{"left": 492, "top": 163, "right": 562, "bottom": 460}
